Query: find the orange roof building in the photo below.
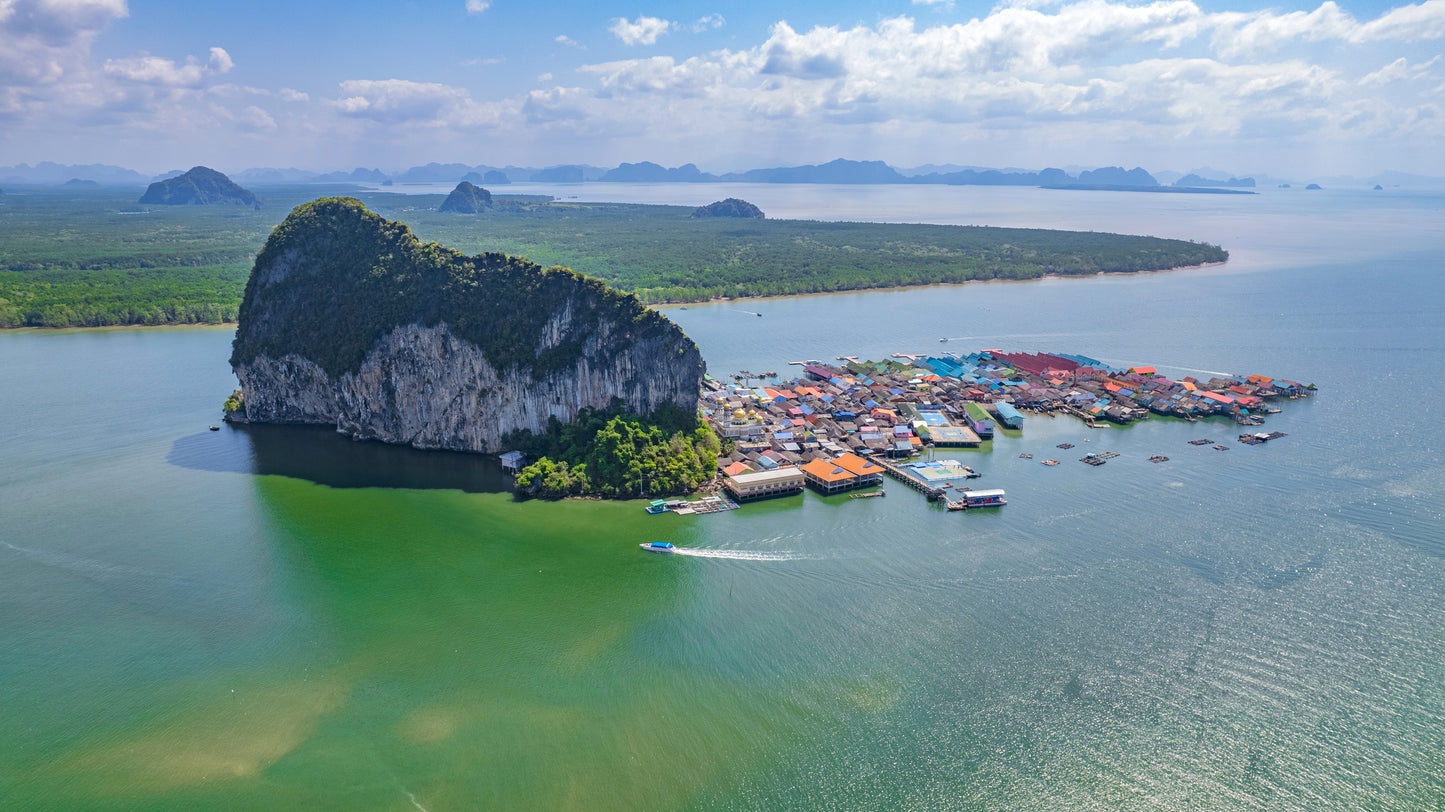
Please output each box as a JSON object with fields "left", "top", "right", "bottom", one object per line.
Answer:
{"left": 800, "top": 453, "right": 884, "bottom": 493}
{"left": 832, "top": 452, "right": 883, "bottom": 478}
{"left": 722, "top": 461, "right": 755, "bottom": 477}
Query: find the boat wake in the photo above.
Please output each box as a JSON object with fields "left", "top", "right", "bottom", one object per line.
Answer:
{"left": 670, "top": 548, "right": 803, "bottom": 561}
{"left": 1091, "top": 356, "right": 1233, "bottom": 377}
{"left": 938, "top": 332, "right": 1077, "bottom": 343}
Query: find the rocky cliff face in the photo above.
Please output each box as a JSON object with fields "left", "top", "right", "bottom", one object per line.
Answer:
{"left": 229, "top": 197, "right": 704, "bottom": 453}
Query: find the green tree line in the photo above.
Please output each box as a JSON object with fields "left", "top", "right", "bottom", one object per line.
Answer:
{"left": 2, "top": 188, "right": 1228, "bottom": 328}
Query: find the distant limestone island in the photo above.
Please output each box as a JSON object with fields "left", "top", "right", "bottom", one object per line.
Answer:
{"left": 438, "top": 180, "right": 493, "bottom": 213}
{"left": 591, "top": 159, "right": 1255, "bottom": 194}
{"left": 1042, "top": 166, "right": 1255, "bottom": 195}
{"left": 226, "top": 197, "right": 714, "bottom": 497}
{"left": 139, "top": 166, "right": 261, "bottom": 208}
{"left": 692, "top": 198, "right": 765, "bottom": 219}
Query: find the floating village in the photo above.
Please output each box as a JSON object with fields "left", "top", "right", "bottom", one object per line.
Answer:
{"left": 646, "top": 349, "right": 1312, "bottom": 515}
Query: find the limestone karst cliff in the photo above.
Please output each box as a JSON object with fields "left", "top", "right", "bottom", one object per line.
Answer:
{"left": 228, "top": 197, "right": 704, "bottom": 453}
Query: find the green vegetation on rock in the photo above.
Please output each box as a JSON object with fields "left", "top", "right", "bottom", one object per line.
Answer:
{"left": 230, "top": 197, "right": 680, "bottom": 379}
{"left": 509, "top": 403, "right": 719, "bottom": 498}
{"left": 692, "top": 198, "right": 764, "bottom": 219}
{"left": 222, "top": 388, "right": 244, "bottom": 414}
{"left": 438, "top": 181, "right": 492, "bottom": 213}
{"left": 139, "top": 166, "right": 261, "bottom": 208}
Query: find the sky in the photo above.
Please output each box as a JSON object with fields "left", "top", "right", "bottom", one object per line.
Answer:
{"left": 1, "top": 0, "right": 1442, "bottom": 177}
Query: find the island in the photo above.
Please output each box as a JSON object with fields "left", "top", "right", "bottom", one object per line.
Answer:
{"left": 692, "top": 198, "right": 764, "bottom": 219}
{"left": 226, "top": 198, "right": 708, "bottom": 496}
{"left": 139, "top": 166, "right": 261, "bottom": 208}
{"left": 438, "top": 181, "right": 493, "bottom": 213}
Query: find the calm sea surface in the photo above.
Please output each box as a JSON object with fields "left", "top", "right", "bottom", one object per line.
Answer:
{"left": 2, "top": 185, "right": 1442, "bottom": 809}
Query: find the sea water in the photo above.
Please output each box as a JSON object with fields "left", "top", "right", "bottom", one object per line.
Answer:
{"left": 2, "top": 185, "right": 1442, "bottom": 809}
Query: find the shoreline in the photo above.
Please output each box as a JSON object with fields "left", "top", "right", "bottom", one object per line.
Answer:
{"left": 3, "top": 257, "right": 1230, "bottom": 331}
{"left": 0, "top": 321, "right": 238, "bottom": 335}
{"left": 3, "top": 255, "right": 1230, "bottom": 333}
{"left": 648, "top": 259, "right": 1231, "bottom": 309}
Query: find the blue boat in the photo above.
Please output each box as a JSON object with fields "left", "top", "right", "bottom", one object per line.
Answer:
{"left": 640, "top": 542, "right": 676, "bottom": 554}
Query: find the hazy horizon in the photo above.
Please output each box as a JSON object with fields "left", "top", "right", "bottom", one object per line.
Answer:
{"left": 2, "top": 0, "right": 1442, "bottom": 178}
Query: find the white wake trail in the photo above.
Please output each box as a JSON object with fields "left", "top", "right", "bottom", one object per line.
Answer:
{"left": 670, "top": 548, "right": 803, "bottom": 561}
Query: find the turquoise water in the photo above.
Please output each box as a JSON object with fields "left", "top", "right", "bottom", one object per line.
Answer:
{"left": 2, "top": 187, "right": 1443, "bottom": 809}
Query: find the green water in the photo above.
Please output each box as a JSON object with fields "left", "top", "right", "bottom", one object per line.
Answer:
{"left": 3, "top": 187, "right": 1443, "bottom": 809}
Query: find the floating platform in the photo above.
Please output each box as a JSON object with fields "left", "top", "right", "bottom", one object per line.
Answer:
{"left": 1238, "top": 431, "right": 1288, "bottom": 445}
{"left": 1188, "top": 439, "right": 1214, "bottom": 446}
{"left": 1057, "top": 443, "right": 1075, "bottom": 449}
{"left": 949, "top": 489, "right": 1007, "bottom": 510}
{"left": 669, "top": 496, "right": 740, "bottom": 515}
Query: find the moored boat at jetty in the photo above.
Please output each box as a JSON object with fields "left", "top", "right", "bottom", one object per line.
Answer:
{"left": 949, "top": 489, "right": 1007, "bottom": 510}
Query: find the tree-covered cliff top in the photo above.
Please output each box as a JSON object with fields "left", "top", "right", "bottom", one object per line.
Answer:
{"left": 139, "top": 166, "right": 261, "bottom": 208}
{"left": 438, "top": 181, "right": 492, "bottom": 213}
{"left": 230, "top": 197, "right": 689, "bottom": 377}
{"left": 692, "top": 198, "right": 764, "bottom": 219}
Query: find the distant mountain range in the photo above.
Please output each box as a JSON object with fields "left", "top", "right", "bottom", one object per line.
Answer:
{"left": 3, "top": 160, "right": 1440, "bottom": 190}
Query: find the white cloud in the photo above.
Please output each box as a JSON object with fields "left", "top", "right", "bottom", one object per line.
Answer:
{"left": 609, "top": 15, "right": 673, "bottom": 46}
{"left": 465, "top": 0, "right": 489, "bottom": 13}
{"left": 209, "top": 83, "right": 270, "bottom": 97}
{"left": 1352, "top": 0, "right": 1445, "bottom": 41}
{"left": 692, "top": 14, "right": 725, "bottom": 32}
{"left": 208, "top": 45, "right": 233, "bottom": 73}
{"left": 1360, "top": 55, "right": 1442, "bottom": 85}
{"left": 545, "top": 2, "right": 1445, "bottom": 168}
{"left": 239, "top": 104, "right": 277, "bottom": 131}
{"left": 333, "top": 78, "right": 503, "bottom": 128}
{"left": 4, "top": 0, "right": 1445, "bottom": 174}
{"left": 103, "top": 46, "right": 233, "bottom": 87}
{"left": 0, "top": 0, "right": 127, "bottom": 93}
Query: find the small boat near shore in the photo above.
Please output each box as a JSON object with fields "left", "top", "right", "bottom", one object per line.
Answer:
{"left": 640, "top": 542, "right": 676, "bottom": 554}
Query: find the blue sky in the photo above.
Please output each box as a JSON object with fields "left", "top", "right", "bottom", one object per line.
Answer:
{"left": 2, "top": 0, "right": 1441, "bottom": 176}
